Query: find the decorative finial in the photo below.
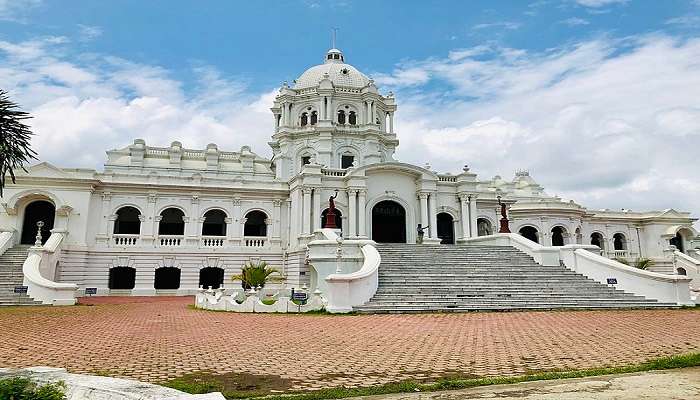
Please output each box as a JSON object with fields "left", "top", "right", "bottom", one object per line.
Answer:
{"left": 332, "top": 27, "right": 339, "bottom": 49}
{"left": 462, "top": 165, "right": 470, "bottom": 172}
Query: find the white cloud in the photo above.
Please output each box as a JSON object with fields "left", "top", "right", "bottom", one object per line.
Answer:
{"left": 666, "top": 15, "right": 700, "bottom": 28}
{"left": 472, "top": 21, "right": 522, "bottom": 31}
{"left": 574, "top": 0, "right": 628, "bottom": 7}
{"left": 378, "top": 35, "right": 700, "bottom": 215}
{"left": 0, "top": 37, "right": 275, "bottom": 168}
{"left": 0, "top": 0, "right": 42, "bottom": 21}
{"left": 561, "top": 17, "right": 590, "bottom": 26}
{"left": 77, "top": 25, "right": 103, "bottom": 41}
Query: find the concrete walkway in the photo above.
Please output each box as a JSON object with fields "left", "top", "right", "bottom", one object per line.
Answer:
{"left": 352, "top": 368, "right": 700, "bottom": 400}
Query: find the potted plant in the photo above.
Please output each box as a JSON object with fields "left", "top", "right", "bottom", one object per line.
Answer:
{"left": 232, "top": 261, "right": 279, "bottom": 290}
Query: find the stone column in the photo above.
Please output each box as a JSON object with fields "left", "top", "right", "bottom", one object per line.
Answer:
{"left": 389, "top": 112, "right": 394, "bottom": 133}
{"left": 459, "top": 195, "right": 470, "bottom": 240}
{"left": 302, "top": 187, "right": 312, "bottom": 235}
{"left": 187, "top": 195, "right": 200, "bottom": 244}
{"left": 313, "top": 188, "right": 321, "bottom": 231}
{"left": 469, "top": 195, "right": 478, "bottom": 237}
{"left": 231, "top": 198, "right": 242, "bottom": 245}
{"left": 347, "top": 189, "right": 357, "bottom": 238}
{"left": 272, "top": 199, "right": 282, "bottom": 243}
{"left": 429, "top": 193, "right": 438, "bottom": 239}
{"left": 143, "top": 192, "right": 157, "bottom": 245}
{"left": 357, "top": 190, "right": 367, "bottom": 238}
{"left": 419, "top": 192, "right": 429, "bottom": 228}
{"left": 366, "top": 101, "right": 371, "bottom": 124}
{"left": 99, "top": 192, "right": 112, "bottom": 237}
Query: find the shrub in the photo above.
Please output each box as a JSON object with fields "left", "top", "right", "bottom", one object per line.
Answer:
{"left": 0, "top": 377, "right": 66, "bottom": 400}
{"left": 231, "top": 261, "right": 278, "bottom": 290}
{"left": 635, "top": 258, "right": 653, "bottom": 270}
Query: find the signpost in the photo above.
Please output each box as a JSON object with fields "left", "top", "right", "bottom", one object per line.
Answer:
{"left": 606, "top": 278, "right": 618, "bottom": 285}
{"left": 292, "top": 291, "right": 308, "bottom": 312}
{"left": 13, "top": 286, "right": 28, "bottom": 294}
{"left": 85, "top": 287, "right": 97, "bottom": 296}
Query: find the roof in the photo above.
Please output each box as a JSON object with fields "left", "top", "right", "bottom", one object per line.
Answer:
{"left": 293, "top": 49, "right": 370, "bottom": 90}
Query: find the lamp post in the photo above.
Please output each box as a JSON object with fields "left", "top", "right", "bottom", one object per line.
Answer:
{"left": 34, "top": 220, "right": 45, "bottom": 246}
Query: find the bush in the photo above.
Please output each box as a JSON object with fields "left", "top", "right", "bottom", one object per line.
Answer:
{"left": 0, "top": 377, "right": 66, "bottom": 400}
{"left": 635, "top": 258, "right": 653, "bottom": 270}
{"left": 231, "top": 261, "right": 278, "bottom": 290}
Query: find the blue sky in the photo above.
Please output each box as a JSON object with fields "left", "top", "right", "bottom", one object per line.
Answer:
{"left": 1, "top": 0, "right": 700, "bottom": 214}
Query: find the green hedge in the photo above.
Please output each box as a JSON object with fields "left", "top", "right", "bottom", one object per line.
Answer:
{"left": 0, "top": 377, "right": 66, "bottom": 400}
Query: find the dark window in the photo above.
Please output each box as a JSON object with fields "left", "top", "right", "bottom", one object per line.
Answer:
{"left": 300, "top": 112, "right": 308, "bottom": 126}
{"left": 154, "top": 267, "right": 181, "bottom": 290}
{"left": 591, "top": 233, "right": 604, "bottom": 249}
{"left": 113, "top": 206, "right": 141, "bottom": 235}
{"left": 613, "top": 233, "right": 626, "bottom": 250}
{"left": 108, "top": 267, "right": 136, "bottom": 290}
{"left": 244, "top": 210, "right": 267, "bottom": 237}
{"left": 310, "top": 111, "right": 318, "bottom": 125}
{"left": 159, "top": 208, "right": 185, "bottom": 235}
{"left": 202, "top": 209, "right": 227, "bottom": 236}
{"left": 301, "top": 156, "right": 311, "bottom": 167}
{"left": 519, "top": 226, "right": 539, "bottom": 243}
{"left": 551, "top": 226, "right": 565, "bottom": 246}
{"left": 199, "top": 267, "right": 225, "bottom": 289}
{"left": 337, "top": 110, "right": 345, "bottom": 124}
{"left": 348, "top": 111, "right": 357, "bottom": 125}
{"left": 341, "top": 155, "right": 355, "bottom": 169}
{"left": 437, "top": 213, "right": 455, "bottom": 244}
{"left": 20, "top": 200, "right": 56, "bottom": 245}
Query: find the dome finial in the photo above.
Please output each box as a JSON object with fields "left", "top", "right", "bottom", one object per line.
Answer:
{"left": 332, "top": 27, "right": 338, "bottom": 49}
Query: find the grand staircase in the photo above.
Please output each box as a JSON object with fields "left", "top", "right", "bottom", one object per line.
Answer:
{"left": 0, "top": 245, "right": 42, "bottom": 306}
{"left": 354, "top": 244, "right": 676, "bottom": 313}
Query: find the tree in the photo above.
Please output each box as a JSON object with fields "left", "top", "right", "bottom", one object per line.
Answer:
{"left": 0, "top": 89, "right": 36, "bottom": 196}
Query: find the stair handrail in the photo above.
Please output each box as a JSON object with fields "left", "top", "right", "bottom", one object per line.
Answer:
{"left": 0, "top": 229, "right": 16, "bottom": 257}
{"left": 674, "top": 250, "right": 700, "bottom": 291}
{"left": 23, "top": 230, "right": 77, "bottom": 305}
{"left": 307, "top": 228, "right": 380, "bottom": 313}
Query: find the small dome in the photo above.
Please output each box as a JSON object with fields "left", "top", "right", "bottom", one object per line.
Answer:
{"left": 293, "top": 48, "right": 370, "bottom": 90}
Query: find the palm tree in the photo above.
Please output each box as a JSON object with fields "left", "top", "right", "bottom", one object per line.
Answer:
{"left": 0, "top": 89, "right": 36, "bottom": 196}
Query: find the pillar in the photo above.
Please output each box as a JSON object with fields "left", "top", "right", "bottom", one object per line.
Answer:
{"left": 389, "top": 112, "right": 394, "bottom": 133}
{"left": 459, "top": 195, "right": 470, "bottom": 240}
{"left": 366, "top": 101, "right": 371, "bottom": 124}
{"left": 272, "top": 199, "right": 282, "bottom": 242}
{"left": 313, "top": 188, "right": 321, "bottom": 231}
{"left": 100, "top": 192, "right": 112, "bottom": 236}
{"left": 302, "top": 187, "right": 312, "bottom": 235}
{"left": 469, "top": 195, "right": 478, "bottom": 237}
{"left": 187, "top": 195, "right": 200, "bottom": 240}
{"left": 348, "top": 189, "right": 357, "bottom": 237}
{"left": 429, "top": 193, "right": 438, "bottom": 239}
{"left": 144, "top": 192, "right": 157, "bottom": 240}
{"left": 419, "top": 192, "right": 429, "bottom": 228}
{"left": 231, "top": 198, "right": 241, "bottom": 244}
{"left": 357, "top": 190, "right": 367, "bottom": 237}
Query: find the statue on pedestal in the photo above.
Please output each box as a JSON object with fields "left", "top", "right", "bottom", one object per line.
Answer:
{"left": 498, "top": 200, "right": 511, "bottom": 234}
{"left": 324, "top": 191, "right": 339, "bottom": 229}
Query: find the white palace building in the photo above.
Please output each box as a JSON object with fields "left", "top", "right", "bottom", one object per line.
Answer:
{"left": 1, "top": 48, "right": 699, "bottom": 310}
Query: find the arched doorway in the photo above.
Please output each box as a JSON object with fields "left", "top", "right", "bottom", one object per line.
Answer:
{"left": 202, "top": 209, "right": 227, "bottom": 236}
{"left": 321, "top": 208, "right": 342, "bottom": 230}
{"left": 670, "top": 232, "right": 684, "bottom": 253}
{"left": 437, "top": 213, "right": 454, "bottom": 244}
{"left": 371, "top": 200, "right": 406, "bottom": 243}
{"left": 113, "top": 206, "right": 141, "bottom": 235}
{"left": 244, "top": 210, "right": 268, "bottom": 237}
{"left": 199, "top": 267, "right": 224, "bottom": 289}
{"left": 551, "top": 226, "right": 566, "bottom": 246}
{"left": 519, "top": 226, "right": 539, "bottom": 243}
{"left": 20, "top": 200, "right": 56, "bottom": 245}
{"left": 591, "top": 232, "right": 605, "bottom": 250}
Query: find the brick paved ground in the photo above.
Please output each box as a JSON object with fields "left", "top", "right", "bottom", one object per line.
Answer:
{"left": 0, "top": 296, "right": 698, "bottom": 391}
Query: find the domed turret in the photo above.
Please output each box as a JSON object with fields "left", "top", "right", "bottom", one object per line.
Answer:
{"left": 293, "top": 48, "right": 370, "bottom": 90}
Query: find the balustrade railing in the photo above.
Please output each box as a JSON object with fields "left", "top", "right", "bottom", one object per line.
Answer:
{"left": 321, "top": 168, "right": 347, "bottom": 177}
{"left": 244, "top": 236, "right": 266, "bottom": 247}
{"left": 159, "top": 235, "right": 183, "bottom": 247}
{"left": 611, "top": 249, "right": 629, "bottom": 259}
{"left": 113, "top": 234, "right": 139, "bottom": 246}
{"left": 201, "top": 236, "right": 225, "bottom": 247}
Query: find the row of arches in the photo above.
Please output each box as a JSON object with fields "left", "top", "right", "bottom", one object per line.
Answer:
{"left": 113, "top": 207, "right": 268, "bottom": 237}
{"left": 298, "top": 109, "right": 360, "bottom": 126}
{"left": 516, "top": 225, "right": 628, "bottom": 250}
{"left": 108, "top": 266, "right": 224, "bottom": 291}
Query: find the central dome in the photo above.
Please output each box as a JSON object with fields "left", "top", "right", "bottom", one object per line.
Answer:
{"left": 293, "top": 49, "right": 370, "bottom": 90}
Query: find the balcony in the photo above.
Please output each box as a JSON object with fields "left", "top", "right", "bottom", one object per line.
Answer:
{"left": 158, "top": 235, "right": 183, "bottom": 247}
{"left": 113, "top": 234, "right": 139, "bottom": 246}
{"left": 244, "top": 236, "right": 267, "bottom": 247}
{"left": 201, "top": 236, "right": 225, "bottom": 247}
{"left": 610, "top": 249, "right": 629, "bottom": 259}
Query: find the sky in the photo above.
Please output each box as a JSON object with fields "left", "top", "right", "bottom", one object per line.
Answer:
{"left": 1, "top": 0, "right": 699, "bottom": 217}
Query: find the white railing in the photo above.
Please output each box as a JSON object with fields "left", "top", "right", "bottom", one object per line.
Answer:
{"left": 113, "top": 234, "right": 139, "bottom": 246}
{"left": 23, "top": 231, "right": 77, "bottom": 305}
{"left": 674, "top": 250, "right": 700, "bottom": 292}
{"left": 244, "top": 236, "right": 266, "bottom": 247}
{"left": 158, "top": 235, "right": 183, "bottom": 247}
{"left": 0, "top": 230, "right": 15, "bottom": 257}
{"left": 610, "top": 249, "right": 629, "bottom": 259}
{"left": 321, "top": 168, "right": 347, "bottom": 177}
{"left": 201, "top": 236, "right": 225, "bottom": 247}
{"left": 438, "top": 175, "right": 457, "bottom": 182}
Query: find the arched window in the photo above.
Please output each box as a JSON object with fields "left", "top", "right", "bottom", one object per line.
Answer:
{"left": 477, "top": 218, "right": 492, "bottom": 237}
{"left": 300, "top": 112, "right": 308, "bottom": 126}
{"left": 341, "top": 154, "right": 355, "bottom": 169}
{"left": 20, "top": 200, "right": 55, "bottom": 245}
{"left": 202, "top": 209, "right": 227, "bottom": 236}
{"left": 337, "top": 110, "right": 346, "bottom": 124}
{"left": 310, "top": 111, "right": 318, "bottom": 125}
{"left": 551, "top": 226, "right": 566, "bottom": 246}
{"left": 670, "top": 232, "right": 685, "bottom": 252}
{"left": 159, "top": 208, "right": 185, "bottom": 235}
{"left": 199, "top": 267, "right": 224, "bottom": 289}
{"left": 113, "top": 206, "right": 141, "bottom": 235}
{"left": 519, "top": 226, "right": 539, "bottom": 243}
{"left": 613, "top": 233, "right": 627, "bottom": 251}
{"left": 244, "top": 210, "right": 267, "bottom": 237}
{"left": 677, "top": 267, "right": 687, "bottom": 276}
{"left": 154, "top": 267, "right": 181, "bottom": 290}
{"left": 348, "top": 111, "right": 357, "bottom": 125}
{"left": 591, "top": 232, "right": 605, "bottom": 250}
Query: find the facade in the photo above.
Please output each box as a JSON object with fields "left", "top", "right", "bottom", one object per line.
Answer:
{"left": 1, "top": 47, "right": 698, "bottom": 296}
